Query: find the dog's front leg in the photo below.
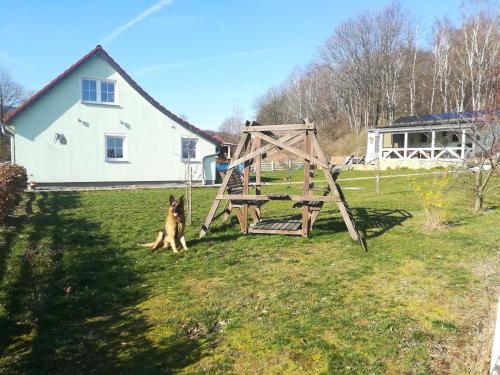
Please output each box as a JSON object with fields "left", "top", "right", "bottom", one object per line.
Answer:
{"left": 180, "top": 236, "right": 188, "bottom": 250}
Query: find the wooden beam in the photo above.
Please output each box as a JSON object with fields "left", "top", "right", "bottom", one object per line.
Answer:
{"left": 228, "top": 132, "right": 304, "bottom": 169}
{"left": 242, "top": 138, "right": 251, "bottom": 234}
{"left": 253, "top": 132, "right": 329, "bottom": 169}
{"left": 243, "top": 124, "right": 315, "bottom": 132}
{"left": 248, "top": 228, "right": 303, "bottom": 236}
{"left": 199, "top": 132, "right": 250, "bottom": 238}
{"left": 216, "top": 194, "right": 341, "bottom": 202}
{"left": 311, "top": 135, "right": 360, "bottom": 242}
{"left": 254, "top": 137, "right": 262, "bottom": 220}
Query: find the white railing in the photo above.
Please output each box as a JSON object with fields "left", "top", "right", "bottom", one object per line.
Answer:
{"left": 254, "top": 161, "right": 305, "bottom": 172}
{"left": 381, "top": 147, "right": 465, "bottom": 160}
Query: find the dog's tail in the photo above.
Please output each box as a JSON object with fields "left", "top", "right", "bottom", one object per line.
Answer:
{"left": 138, "top": 230, "right": 165, "bottom": 250}
{"left": 138, "top": 242, "right": 156, "bottom": 248}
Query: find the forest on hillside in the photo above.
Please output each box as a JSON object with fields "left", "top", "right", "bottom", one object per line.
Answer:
{"left": 219, "top": 1, "right": 499, "bottom": 147}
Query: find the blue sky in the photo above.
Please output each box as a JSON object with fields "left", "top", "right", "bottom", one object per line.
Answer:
{"left": 0, "top": 0, "right": 463, "bottom": 130}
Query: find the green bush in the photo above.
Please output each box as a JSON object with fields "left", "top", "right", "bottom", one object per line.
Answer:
{"left": 0, "top": 164, "right": 28, "bottom": 221}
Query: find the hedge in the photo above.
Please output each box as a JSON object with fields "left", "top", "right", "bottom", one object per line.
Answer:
{"left": 0, "top": 164, "right": 28, "bottom": 222}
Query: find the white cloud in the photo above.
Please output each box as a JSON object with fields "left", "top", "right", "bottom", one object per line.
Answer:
{"left": 99, "top": 0, "right": 175, "bottom": 46}
{"left": 133, "top": 48, "right": 280, "bottom": 75}
{"left": 0, "top": 51, "right": 30, "bottom": 71}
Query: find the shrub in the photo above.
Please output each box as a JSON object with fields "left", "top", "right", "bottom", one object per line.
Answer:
{"left": 411, "top": 172, "right": 449, "bottom": 230}
{"left": 0, "top": 164, "right": 28, "bottom": 222}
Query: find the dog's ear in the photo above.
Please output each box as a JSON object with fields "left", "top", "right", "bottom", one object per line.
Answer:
{"left": 169, "top": 195, "right": 175, "bottom": 205}
{"left": 179, "top": 195, "right": 184, "bottom": 204}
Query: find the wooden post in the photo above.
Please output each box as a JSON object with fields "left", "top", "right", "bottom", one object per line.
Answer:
{"left": 404, "top": 132, "right": 408, "bottom": 159}
{"left": 255, "top": 137, "right": 262, "bottom": 219}
{"left": 431, "top": 130, "right": 436, "bottom": 159}
{"left": 199, "top": 131, "right": 250, "bottom": 238}
{"left": 302, "top": 130, "right": 311, "bottom": 237}
{"left": 242, "top": 139, "right": 251, "bottom": 234}
{"left": 310, "top": 134, "right": 360, "bottom": 242}
{"left": 461, "top": 129, "right": 466, "bottom": 159}
{"left": 255, "top": 137, "right": 261, "bottom": 196}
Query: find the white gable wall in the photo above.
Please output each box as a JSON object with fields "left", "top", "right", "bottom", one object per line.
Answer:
{"left": 12, "top": 56, "right": 217, "bottom": 184}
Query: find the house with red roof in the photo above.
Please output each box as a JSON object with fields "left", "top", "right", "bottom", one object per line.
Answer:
{"left": 3, "top": 45, "right": 221, "bottom": 186}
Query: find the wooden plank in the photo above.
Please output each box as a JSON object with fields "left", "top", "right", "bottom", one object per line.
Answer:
{"left": 215, "top": 194, "right": 342, "bottom": 202}
{"left": 243, "top": 124, "right": 315, "bottom": 132}
{"left": 199, "top": 132, "right": 250, "bottom": 238}
{"left": 253, "top": 131, "right": 329, "bottom": 169}
{"left": 248, "top": 228, "right": 303, "bottom": 236}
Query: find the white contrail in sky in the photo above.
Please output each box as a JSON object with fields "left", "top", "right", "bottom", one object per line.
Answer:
{"left": 99, "top": 0, "right": 174, "bottom": 46}
{"left": 133, "top": 48, "right": 282, "bottom": 75}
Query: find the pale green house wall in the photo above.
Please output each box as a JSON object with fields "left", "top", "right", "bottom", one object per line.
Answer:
{"left": 12, "top": 55, "right": 218, "bottom": 184}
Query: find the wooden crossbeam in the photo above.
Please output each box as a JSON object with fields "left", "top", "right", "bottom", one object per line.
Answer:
{"left": 252, "top": 132, "right": 329, "bottom": 169}
{"left": 228, "top": 132, "right": 304, "bottom": 169}
{"left": 216, "top": 194, "right": 342, "bottom": 202}
{"left": 243, "top": 124, "right": 315, "bottom": 132}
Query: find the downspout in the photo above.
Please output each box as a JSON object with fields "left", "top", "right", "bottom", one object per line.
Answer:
{"left": 0, "top": 123, "right": 15, "bottom": 164}
{"left": 202, "top": 153, "right": 219, "bottom": 185}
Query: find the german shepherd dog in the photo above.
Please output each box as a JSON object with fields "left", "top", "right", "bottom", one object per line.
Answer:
{"left": 141, "top": 195, "right": 188, "bottom": 253}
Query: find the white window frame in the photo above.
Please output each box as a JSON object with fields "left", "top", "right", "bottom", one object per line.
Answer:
{"left": 181, "top": 137, "right": 199, "bottom": 161}
{"left": 104, "top": 134, "right": 128, "bottom": 162}
{"left": 81, "top": 77, "right": 118, "bottom": 105}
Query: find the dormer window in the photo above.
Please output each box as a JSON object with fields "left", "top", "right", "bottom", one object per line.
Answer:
{"left": 81, "top": 78, "right": 117, "bottom": 104}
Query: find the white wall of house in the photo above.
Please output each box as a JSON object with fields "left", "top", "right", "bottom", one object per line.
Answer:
{"left": 11, "top": 55, "right": 218, "bottom": 184}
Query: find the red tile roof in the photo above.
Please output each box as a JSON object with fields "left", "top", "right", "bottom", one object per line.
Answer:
{"left": 4, "top": 45, "right": 221, "bottom": 145}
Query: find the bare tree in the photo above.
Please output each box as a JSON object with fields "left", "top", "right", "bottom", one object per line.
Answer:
{"left": 218, "top": 105, "right": 245, "bottom": 143}
{"left": 0, "top": 70, "right": 25, "bottom": 122}
{"left": 455, "top": 111, "right": 499, "bottom": 212}
{"left": 462, "top": 12, "right": 499, "bottom": 111}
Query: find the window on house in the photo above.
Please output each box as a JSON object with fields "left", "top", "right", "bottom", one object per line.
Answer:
{"left": 82, "top": 79, "right": 97, "bottom": 101}
{"left": 451, "top": 133, "right": 459, "bottom": 142}
{"left": 392, "top": 134, "right": 404, "bottom": 147}
{"left": 105, "top": 135, "right": 126, "bottom": 161}
{"left": 82, "top": 79, "right": 117, "bottom": 104}
{"left": 181, "top": 138, "right": 197, "bottom": 160}
{"left": 419, "top": 133, "right": 428, "bottom": 142}
{"left": 100, "top": 81, "right": 115, "bottom": 103}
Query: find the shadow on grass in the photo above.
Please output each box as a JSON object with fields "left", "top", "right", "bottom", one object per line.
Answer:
{"left": 351, "top": 208, "right": 412, "bottom": 239}
{"left": 197, "top": 206, "right": 411, "bottom": 249}
{"left": 0, "top": 192, "right": 206, "bottom": 374}
{"left": 311, "top": 208, "right": 412, "bottom": 241}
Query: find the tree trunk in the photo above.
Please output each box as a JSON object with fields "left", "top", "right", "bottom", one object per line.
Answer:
{"left": 473, "top": 192, "right": 483, "bottom": 212}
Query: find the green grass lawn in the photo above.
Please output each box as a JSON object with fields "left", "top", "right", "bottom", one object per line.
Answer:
{"left": 0, "top": 170, "right": 498, "bottom": 374}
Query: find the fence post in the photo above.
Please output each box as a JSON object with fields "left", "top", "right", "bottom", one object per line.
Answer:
{"left": 271, "top": 161, "right": 274, "bottom": 171}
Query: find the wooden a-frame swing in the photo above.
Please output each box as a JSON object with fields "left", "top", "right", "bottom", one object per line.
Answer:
{"left": 199, "top": 119, "right": 366, "bottom": 249}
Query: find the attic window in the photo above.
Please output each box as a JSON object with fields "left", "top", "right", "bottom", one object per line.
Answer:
{"left": 81, "top": 78, "right": 117, "bottom": 104}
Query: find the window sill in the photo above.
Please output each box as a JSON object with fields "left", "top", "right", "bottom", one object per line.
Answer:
{"left": 182, "top": 159, "right": 201, "bottom": 163}
{"left": 105, "top": 159, "right": 129, "bottom": 163}
{"left": 82, "top": 100, "right": 120, "bottom": 107}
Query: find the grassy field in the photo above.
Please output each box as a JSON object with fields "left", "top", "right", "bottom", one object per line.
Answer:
{"left": 0, "top": 170, "right": 498, "bottom": 374}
